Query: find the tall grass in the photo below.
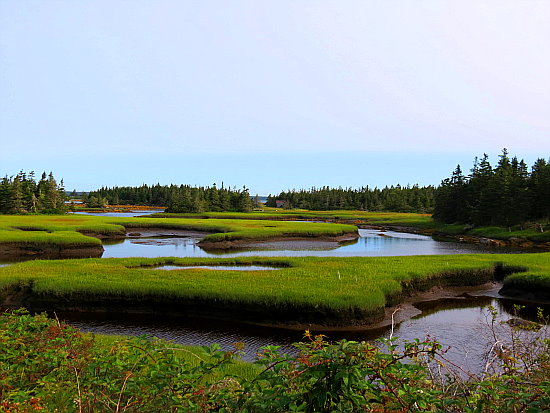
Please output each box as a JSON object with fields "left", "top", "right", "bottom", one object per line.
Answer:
{"left": 0, "top": 215, "right": 357, "bottom": 248}
{"left": 0, "top": 230, "right": 102, "bottom": 247}
{"left": 1, "top": 254, "right": 548, "bottom": 323}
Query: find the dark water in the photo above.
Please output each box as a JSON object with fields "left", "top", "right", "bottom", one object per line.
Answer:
{"left": 61, "top": 292, "right": 549, "bottom": 374}
{"left": 101, "top": 228, "right": 527, "bottom": 259}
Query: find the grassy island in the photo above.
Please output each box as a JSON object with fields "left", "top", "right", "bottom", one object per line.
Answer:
{"left": 0, "top": 214, "right": 358, "bottom": 257}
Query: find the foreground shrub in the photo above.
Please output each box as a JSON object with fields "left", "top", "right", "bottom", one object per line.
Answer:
{"left": 0, "top": 309, "right": 548, "bottom": 412}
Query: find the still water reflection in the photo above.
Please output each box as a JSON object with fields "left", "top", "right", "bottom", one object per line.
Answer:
{"left": 102, "top": 229, "right": 524, "bottom": 259}
{"left": 72, "top": 210, "right": 164, "bottom": 217}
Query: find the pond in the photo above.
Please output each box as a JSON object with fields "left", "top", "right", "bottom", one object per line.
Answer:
{"left": 151, "top": 265, "right": 281, "bottom": 271}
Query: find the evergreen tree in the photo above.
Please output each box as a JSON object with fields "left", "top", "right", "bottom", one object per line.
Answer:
{"left": 434, "top": 151, "right": 549, "bottom": 227}
{"left": 529, "top": 158, "right": 550, "bottom": 221}
{"left": 0, "top": 171, "right": 67, "bottom": 214}
{"left": 433, "top": 165, "right": 466, "bottom": 223}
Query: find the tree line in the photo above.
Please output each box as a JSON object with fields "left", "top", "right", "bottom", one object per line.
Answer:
{"left": 85, "top": 184, "right": 255, "bottom": 213}
{"left": 0, "top": 171, "right": 67, "bottom": 214}
{"left": 265, "top": 185, "right": 436, "bottom": 213}
{"left": 3, "top": 149, "right": 548, "bottom": 224}
{"left": 433, "top": 149, "right": 550, "bottom": 226}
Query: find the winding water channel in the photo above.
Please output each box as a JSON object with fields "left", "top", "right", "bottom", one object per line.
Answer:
{"left": 3, "top": 213, "right": 548, "bottom": 372}
{"left": 101, "top": 228, "right": 528, "bottom": 258}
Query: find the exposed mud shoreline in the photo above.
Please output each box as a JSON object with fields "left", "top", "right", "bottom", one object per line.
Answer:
{"left": 253, "top": 282, "right": 505, "bottom": 332}
{"left": 0, "top": 243, "right": 103, "bottom": 259}
{"left": 5, "top": 279, "right": 539, "bottom": 334}
{"left": 359, "top": 224, "right": 550, "bottom": 251}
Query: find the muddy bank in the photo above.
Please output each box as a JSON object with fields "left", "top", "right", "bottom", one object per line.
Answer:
{"left": 0, "top": 243, "right": 103, "bottom": 259}
{"left": 0, "top": 281, "right": 511, "bottom": 333}
{"left": 0, "top": 227, "right": 358, "bottom": 259}
{"left": 198, "top": 232, "right": 359, "bottom": 251}
{"left": 498, "top": 284, "right": 550, "bottom": 302}
{"left": 92, "top": 226, "right": 358, "bottom": 250}
{"left": 361, "top": 224, "right": 550, "bottom": 251}
{"left": 262, "top": 282, "right": 504, "bottom": 333}
{"left": 434, "top": 233, "right": 550, "bottom": 250}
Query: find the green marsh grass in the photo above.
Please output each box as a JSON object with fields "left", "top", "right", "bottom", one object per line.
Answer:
{"left": 1, "top": 254, "right": 548, "bottom": 323}
{"left": 468, "top": 225, "right": 550, "bottom": 242}
{"left": 0, "top": 230, "right": 102, "bottom": 247}
{"left": 0, "top": 214, "right": 357, "bottom": 249}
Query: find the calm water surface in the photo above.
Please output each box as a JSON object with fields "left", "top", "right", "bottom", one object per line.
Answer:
{"left": 101, "top": 228, "right": 525, "bottom": 258}
{"left": 72, "top": 210, "right": 164, "bottom": 217}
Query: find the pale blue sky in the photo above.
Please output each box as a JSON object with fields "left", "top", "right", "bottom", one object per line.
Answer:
{"left": 1, "top": 0, "right": 549, "bottom": 195}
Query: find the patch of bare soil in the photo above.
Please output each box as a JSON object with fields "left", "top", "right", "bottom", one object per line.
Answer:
{"left": 0, "top": 243, "right": 104, "bottom": 259}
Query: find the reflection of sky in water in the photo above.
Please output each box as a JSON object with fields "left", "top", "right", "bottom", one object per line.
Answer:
{"left": 72, "top": 210, "right": 164, "bottom": 217}
{"left": 101, "top": 228, "right": 513, "bottom": 259}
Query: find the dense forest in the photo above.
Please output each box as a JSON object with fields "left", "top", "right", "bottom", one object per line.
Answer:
{"left": 3, "top": 149, "right": 548, "bottom": 223}
{"left": 265, "top": 185, "right": 436, "bottom": 213}
{"left": 433, "top": 150, "right": 550, "bottom": 226}
{"left": 0, "top": 171, "right": 67, "bottom": 214}
{"left": 85, "top": 184, "right": 255, "bottom": 213}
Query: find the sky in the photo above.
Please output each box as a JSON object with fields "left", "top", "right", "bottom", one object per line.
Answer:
{"left": 1, "top": 0, "right": 549, "bottom": 195}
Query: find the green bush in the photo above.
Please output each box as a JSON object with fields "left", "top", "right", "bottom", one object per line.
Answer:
{"left": 1, "top": 309, "right": 548, "bottom": 412}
